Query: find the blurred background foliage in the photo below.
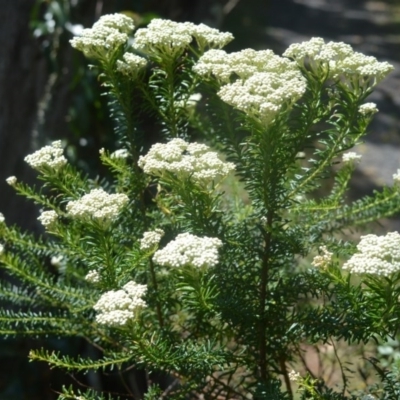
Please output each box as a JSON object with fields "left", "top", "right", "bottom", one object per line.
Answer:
{"left": 1, "top": 0, "right": 400, "bottom": 398}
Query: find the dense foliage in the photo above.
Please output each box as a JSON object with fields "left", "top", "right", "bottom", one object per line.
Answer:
{"left": 1, "top": 13, "right": 400, "bottom": 400}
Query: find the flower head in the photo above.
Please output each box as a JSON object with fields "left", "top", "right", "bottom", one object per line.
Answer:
{"left": 284, "top": 37, "right": 393, "bottom": 85}
{"left": 217, "top": 71, "right": 306, "bottom": 123}
{"left": 70, "top": 13, "right": 134, "bottom": 60}
{"left": 66, "top": 189, "right": 129, "bottom": 223}
{"left": 343, "top": 232, "right": 400, "bottom": 276}
{"left": 342, "top": 152, "right": 362, "bottom": 164}
{"left": 38, "top": 210, "right": 58, "bottom": 229}
{"left": 190, "top": 23, "right": 234, "bottom": 50}
{"left": 85, "top": 270, "right": 101, "bottom": 283}
{"left": 0, "top": 244, "right": 4, "bottom": 255}
{"left": 312, "top": 246, "right": 333, "bottom": 269}
{"left": 93, "top": 281, "right": 147, "bottom": 326}
{"left": 50, "top": 255, "right": 64, "bottom": 268}
{"left": 138, "top": 138, "right": 235, "bottom": 184}
{"left": 393, "top": 169, "right": 400, "bottom": 183}
{"left": 6, "top": 176, "right": 17, "bottom": 186}
{"left": 0, "top": 213, "right": 5, "bottom": 224}
{"left": 132, "top": 19, "right": 233, "bottom": 58}
{"left": 93, "top": 14, "right": 134, "bottom": 34}
{"left": 110, "top": 148, "right": 129, "bottom": 159}
{"left": 194, "top": 48, "right": 296, "bottom": 82}
{"left": 140, "top": 229, "right": 164, "bottom": 251}
{"left": 116, "top": 52, "right": 147, "bottom": 77}
{"left": 288, "top": 370, "right": 302, "bottom": 382}
{"left": 194, "top": 48, "right": 306, "bottom": 121}
{"left": 359, "top": 102, "right": 378, "bottom": 116}
{"left": 153, "top": 232, "right": 222, "bottom": 268}
{"left": 24, "top": 141, "right": 67, "bottom": 171}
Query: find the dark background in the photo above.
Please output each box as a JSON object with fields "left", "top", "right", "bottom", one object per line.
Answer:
{"left": 0, "top": 0, "right": 399, "bottom": 398}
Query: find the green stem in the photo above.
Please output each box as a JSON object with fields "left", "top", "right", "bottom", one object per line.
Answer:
{"left": 259, "top": 208, "right": 273, "bottom": 382}
{"left": 149, "top": 258, "right": 164, "bottom": 328}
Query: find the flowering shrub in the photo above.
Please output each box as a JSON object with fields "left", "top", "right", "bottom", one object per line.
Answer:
{"left": 1, "top": 13, "right": 400, "bottom": 400}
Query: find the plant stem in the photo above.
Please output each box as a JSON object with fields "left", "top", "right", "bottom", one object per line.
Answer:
{"left": 149, "top": 258, "right": 164, "bottom": 328}
{"left": 280, "top": 356, "right": 293, "bottom": 400}
{"left": 258, "top": 208, "right": 273, "bottom": 382}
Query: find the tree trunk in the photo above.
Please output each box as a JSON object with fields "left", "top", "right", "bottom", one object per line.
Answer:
{"left": 0, "top": 0, "right": 47, "bottom": 230}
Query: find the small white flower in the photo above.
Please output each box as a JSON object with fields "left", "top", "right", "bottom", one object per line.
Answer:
{"left": 359, "top": 102, "right": 378, "bottom": 115}
{"left": 24, "top": 141, "right": 67, "bottom": 171}
{"left": 0, "top": 244, "right": 4, "bottom": 255}
{"left": 66, "top": 189, "right": 129, "bottom": 223}
{"left": 38, "top": 210, "right": 58, "bottom": 229}
{"left": 50, "top": 255, "right": 64, "bottom": 267}
{"left": 99, "top": 148, "right": 105, "bottom": 155}
{"left": 116, "top": 53, "right": 147, "bottom": 77}
{"left": 153, "top": 232, "right": 222, "bottom": 268}
{"left": 312, "top": 246, "right": 333, "bottom": 269}
{"left": 0, "top": 213, "right": 5, "bottom": 224}
{"left": 343, "top": 231, "right": 400, "bottom": 276}
{"left": 110, "top": 149, "right": 129, "bottom": 159}
{"left": 342, "top": 152, "right": 362, "bottom": 163}
{"left": 288, "top": 370, "right": 301, "bottom": 382}
{"left": 393, "top": 169, "right": 400, "bottom": 183}
{"left": 6, "top": 176, "right": 17, "bottom": 186}
{"left": 140, "top": 229, "right": 164, "bottom": 251}
{"left": 85, "top": 270, "right": 101, "bottom": 283}
{"left": 93, "top": 280, "right": 147, "bottom": 327}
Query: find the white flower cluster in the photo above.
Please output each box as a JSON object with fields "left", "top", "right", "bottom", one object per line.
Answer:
{"left": 110, "top": 148, "right": 129, "bottom": 159}
{"left": 153, "top": 232, "right": 222, "bottom": 268}
{"left": 93, "top": 281, "right": 147, "bottom": 326}
{"left": 218, "top": 71, "right": 306, "bottom": 123}
{"left": 288, "top": 370, "right": 301, "bottom": 382}
{"left": 116, "top": 52, "right": 147, "bottom": 77}
{"left": 191, "top": 23, "right": 234, "bottom": 49}
{"left": 0, "top": 213, "right": 4, "bottom": 224}
{"left": 132, "top": 19, "right": 233, "bottom": 58}
{"left": 194, "top": 49, "right": 306, "bottom": 122}
{"left": 342, "top": 152, "right": 362, "bottom": 163}
{"left": 343, "top": 232, "right": 400, "bottom": 276}
{"left": 70, "top": 13, "right": 134, "bottom": 59}
{"left": 358, "top": 102, "right": 378, "bottom": 116}
{"left": 140, "top": 229, "right": 164, "bottom": 251}
{"left": 0, "top": 244, "right": 4, "bottom": 255}
{"left": 66, "top": 188, "right": 129, "bottom": 223}
{"left": 393, "top": 169, "right": 400, "bottom": 183}
{"left": 50, "top": 255, "right": 64, "bottom": 268}
{"left": 284, "top": 37, "right": 393, "bottom": 84}
{"left": 85, "top": 270, "right": 101, "bottom": 283}
{"left": 37, "top": 210, "right": 58, "bottom": 229}
{"left": 312, "top": 246, "right": 333, "bottom": 269}
{"left": 24, "top": 141, "right": 67, "bottom": 171}
{"left": 194, "top": 48, "right": 296, "bottom": 82}
{"left": 6, "top": 176, "right": 17, "bottom": 186}
{"left": 138, "top": 138, "right": 235, "bottom": 183}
